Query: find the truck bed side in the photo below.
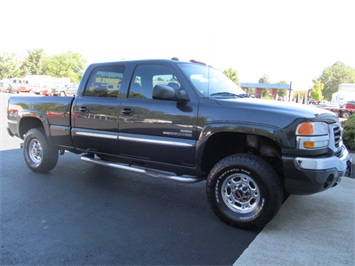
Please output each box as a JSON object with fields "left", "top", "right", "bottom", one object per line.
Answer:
{"left": 7, "top": 96, "right": 75, "bottom": 147}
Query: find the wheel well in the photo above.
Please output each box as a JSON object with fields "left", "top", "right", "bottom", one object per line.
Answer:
{"left": 201, "top": 133, "right": 283, "bottom": 177}
{"left": 19, "top": 117, "right": 44, "bottom": 139}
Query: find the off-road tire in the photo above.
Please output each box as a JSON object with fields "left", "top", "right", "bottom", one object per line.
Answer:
{"left": 206, "top": 154, "right": 283, "bottom": 230}
{"left": 23, "top": 128, "right": 59, "bottom": 173}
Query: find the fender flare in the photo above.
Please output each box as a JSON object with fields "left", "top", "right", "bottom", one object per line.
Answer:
{"left": 195, "top": 122, "right": 286, "bottom": 167}
{"left": 17, "top": 110, "right": 51, "bottom": 138}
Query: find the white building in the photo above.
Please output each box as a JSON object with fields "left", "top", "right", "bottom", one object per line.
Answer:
{"left": 331, "top": 83, "right": 355, "bottom": 107}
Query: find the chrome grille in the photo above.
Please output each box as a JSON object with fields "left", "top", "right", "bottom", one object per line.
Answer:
{"left": 333, "top": 126, "right": 341, "bottom": 148}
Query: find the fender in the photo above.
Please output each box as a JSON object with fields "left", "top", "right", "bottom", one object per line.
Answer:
{"left": 195, "top": 121, "right": 287, "bottom": 168}
{"left": 17, "top": 110, "right": 51, "bottom": 138}
{"left": 7, "top": 107, "right": 50, "bottom": 139}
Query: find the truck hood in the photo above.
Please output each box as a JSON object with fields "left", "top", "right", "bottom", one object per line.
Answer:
{"left": 214, "top": 97, "right": 338, "bottom": 127}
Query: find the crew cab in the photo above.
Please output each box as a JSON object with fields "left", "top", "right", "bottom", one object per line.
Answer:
{"left": 6, "top": 58, "right": 352, "bottom": 229}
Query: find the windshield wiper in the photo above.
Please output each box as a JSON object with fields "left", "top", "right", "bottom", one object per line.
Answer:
{"left": 237, "top": 93, "right": 252, "bottom": 98}
{"left": 210, "top": 92, "right": 251, "bottom": 98}
{"left": 210, "top": 92, "right": 241, "bottom": 98}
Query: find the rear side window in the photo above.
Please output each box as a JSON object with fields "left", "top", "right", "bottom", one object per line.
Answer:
{"left": 83, "top": 65, "right": 125, "bottom": 97}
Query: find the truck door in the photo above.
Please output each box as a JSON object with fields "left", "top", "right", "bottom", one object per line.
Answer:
{"left": 119, "top": 63, "right": 198, "bottom": 167}
{"left": 71, "top": 64, "right": 125, "bottom": 154}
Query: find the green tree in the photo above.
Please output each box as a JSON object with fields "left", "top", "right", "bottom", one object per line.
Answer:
{"left": 20, "top": 49, "right": 45, "bottom": 76}
{"left": 292, "top": 90, "right": 307, "bottom": 103}
{"left": 310, "top": 80, "right": 324, "bottom": 101}
{"left": 277, "top": 80, "right": 287, "bottom": 97}
{"left": 43, "top": 51, "right": 87, "bottom": 83}
{"left": 343, "top": 114, "right": 355, "bottom": 150}
{"left": 316, "top": 61, "right": 355, "bottom": 100}
{"left": 259, "top": 74, "right": 270, "bottom": 97}
{"left": 224, "top": 68, "right": 239, "bottom": 84}
{"left": 0, "top": 52, "right": 22, "bottom": 79}
{"left": 258, "top": 74, "right": 270, "bottom": 84}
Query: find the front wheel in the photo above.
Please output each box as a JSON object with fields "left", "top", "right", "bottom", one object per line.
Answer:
{"left": 23, "top": 128, "right": 59, "bottom": 173}
{"left": 206, "top": 154, "right": 283, "bottom": 230}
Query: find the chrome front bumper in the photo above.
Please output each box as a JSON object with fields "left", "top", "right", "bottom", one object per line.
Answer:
{"left": 295, "top": 146, "right": 351, "bottom": 174}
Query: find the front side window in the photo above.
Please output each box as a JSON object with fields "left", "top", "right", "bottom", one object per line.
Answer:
{"left": 178, "top": 63, "right": 246, "bottom": 98}
{"left": 83, "top": 65, "right": 125, "bottom": 98}
{"left": 128, "top": 64, "right": 181, "bottom": 99}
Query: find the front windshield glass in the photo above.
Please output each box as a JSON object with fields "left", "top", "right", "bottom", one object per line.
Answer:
{"left": 178, "top": 63, "right": 247, "bottom": 98}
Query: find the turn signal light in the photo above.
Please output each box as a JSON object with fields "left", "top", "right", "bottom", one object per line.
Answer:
{"left": 303, "top": 141, "right": 315, "bottom": 148}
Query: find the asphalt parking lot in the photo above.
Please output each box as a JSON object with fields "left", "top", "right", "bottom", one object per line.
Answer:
{"left": 0, "top": 150, "right": 260, "bottom": 265}
{"left": 0, "top": 124, "right": 259, "bottom": 265}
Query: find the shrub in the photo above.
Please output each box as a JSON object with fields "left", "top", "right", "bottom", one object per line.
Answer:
{"left": 343, "top": 114, "right": 355, "bottom": 151}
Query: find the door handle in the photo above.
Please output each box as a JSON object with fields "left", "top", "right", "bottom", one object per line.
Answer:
{"left": 121, "top": 108, "right": 133, "bottom": 115}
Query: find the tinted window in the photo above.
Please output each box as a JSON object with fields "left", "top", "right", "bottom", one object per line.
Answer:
{"left": 128, "top": 64, "right": 180, "bottom": 99}
{"left": 83, "top": 65, "right": 125, "bottom": 97}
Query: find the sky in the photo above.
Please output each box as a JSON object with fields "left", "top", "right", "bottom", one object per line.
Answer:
{"left": 1, "top": 0, "right": 354, "bottom": 91}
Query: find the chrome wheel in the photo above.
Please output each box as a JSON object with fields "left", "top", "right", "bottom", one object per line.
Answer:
{"left": 207, "top": 154, "right": 283, "bottom": 229}
{"left": 23, "top": 129, "right": 59, "bottom": 173}
{"left": 221, "top": 173, "right": 260, "bottom": 214}
{"left": 28, "top": 138, "right": 43, "bottom": 166}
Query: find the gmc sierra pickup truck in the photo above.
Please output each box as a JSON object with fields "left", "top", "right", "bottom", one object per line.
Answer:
{"left": 6, "top": 58, "right": 352, "bottom": 229}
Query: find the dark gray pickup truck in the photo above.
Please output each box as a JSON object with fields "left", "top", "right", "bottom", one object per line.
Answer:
{"left": 6, "top": 58, "right": 352, "bottom": 229}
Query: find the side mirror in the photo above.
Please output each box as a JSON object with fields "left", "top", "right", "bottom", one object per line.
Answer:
{"left": 152, "top": 84, "right": 189, "bottom": 102}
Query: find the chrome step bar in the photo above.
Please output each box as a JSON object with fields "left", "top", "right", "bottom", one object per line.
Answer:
{"left": 80, "top": 154, "right": 203, "bottom": 183}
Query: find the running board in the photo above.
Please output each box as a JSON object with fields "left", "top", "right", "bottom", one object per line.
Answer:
{"left": 80, "top": 154, "right": 203, "bottom": 183}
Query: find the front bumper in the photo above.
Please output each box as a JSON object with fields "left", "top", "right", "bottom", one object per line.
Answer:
{"left": 282, "top": 145, "right": 352, "bottom": 195}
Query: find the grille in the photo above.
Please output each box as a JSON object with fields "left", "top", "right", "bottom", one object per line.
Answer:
{"left": 333, "top": 126, "right": 341, "bottom": 148}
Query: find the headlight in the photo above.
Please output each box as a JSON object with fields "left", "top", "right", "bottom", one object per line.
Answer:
{"left": 296, "top": 122, "right": 329, "bottom": 150}
{"left": 296, "top": 122, "right": 328, "bottom": 135}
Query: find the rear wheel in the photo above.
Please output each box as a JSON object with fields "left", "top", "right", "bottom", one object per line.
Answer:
{"left": 23, "top": 128, "right": 59, "bottom": 173}
{"left": 206, "top": 154, "right": 283, "bottom": 230}
{"left": 342, "top": 111, "right": 350, "bottom": 119}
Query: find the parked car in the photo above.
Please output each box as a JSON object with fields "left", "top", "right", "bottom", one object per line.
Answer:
{"left": 345, "top": 101, "right": 355, "bottom": 109}
{"left": 54, "top": 84, "right": 78, "bottom": 96}
{"left": 6, "top": 83, "right": 20, "bottom": 94}
{"left": 308, "top": 99, "right": 318, "bottom": 105}
{"left": 41, "top": 87, "right": 52, "bottom": 96}
{"left": 32, "top": 83, "right": 44, "bottom": 95}
{"left": 317, "top": 102, "right": 340, "bottom": 109}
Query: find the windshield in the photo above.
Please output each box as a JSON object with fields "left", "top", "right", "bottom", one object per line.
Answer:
{"left": 178, "top": 63, "right": 247, "bottom": 98}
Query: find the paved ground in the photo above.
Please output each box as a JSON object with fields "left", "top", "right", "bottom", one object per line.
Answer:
{"left": 234, "top": 174, "right": 355, "bottom": 266}
{"left": 0, "top": 149, "right": 259, "bottom": 265}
